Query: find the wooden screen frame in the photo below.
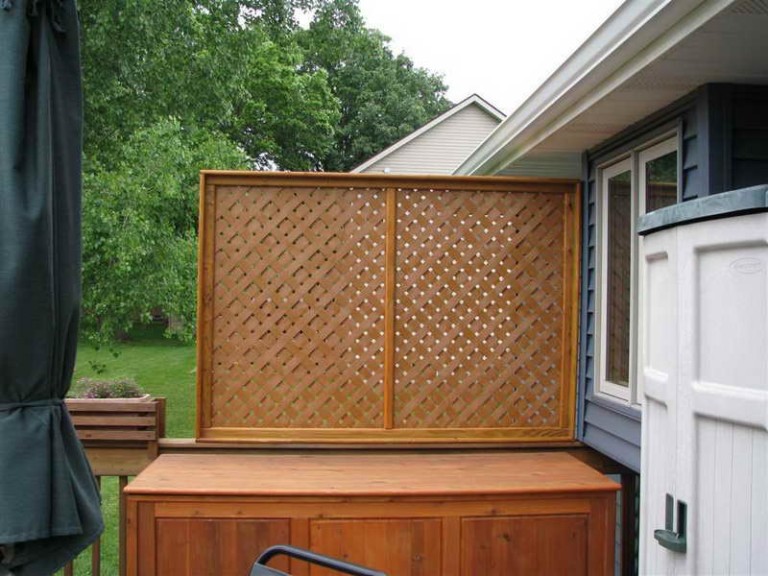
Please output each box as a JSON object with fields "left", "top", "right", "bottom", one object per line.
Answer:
{"left": 196, "top": 172, "right": 581, "bottom": 445}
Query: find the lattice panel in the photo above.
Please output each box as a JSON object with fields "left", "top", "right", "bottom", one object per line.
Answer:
{"left": 209, "top": 185, "right": 386, "bottom": 428}
{"left": 394, "top": 189, "right": 565, "bottom": 429}
{"left": 198, "top": 173, "right": 579, "bottom": 443}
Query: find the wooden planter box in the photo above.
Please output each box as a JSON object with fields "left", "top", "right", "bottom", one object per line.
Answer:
{"left": 66, "top": 397, "right": 166, "bottom": 477}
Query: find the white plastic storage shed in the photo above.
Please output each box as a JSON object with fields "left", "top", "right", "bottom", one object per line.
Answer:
{"left": 638, "top": 185, "right": 768, "bottom": 574}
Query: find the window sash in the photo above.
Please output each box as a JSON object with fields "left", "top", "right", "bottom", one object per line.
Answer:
{"left": 599, "top": 158, "right": 633, "bottom": 403}
{"left": 597, "top": 136, "right": 679, "bottom": 405}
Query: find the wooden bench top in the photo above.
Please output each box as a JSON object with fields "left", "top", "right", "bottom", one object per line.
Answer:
{"left": 125, "top": 452, "right": 619, "bottom": 497}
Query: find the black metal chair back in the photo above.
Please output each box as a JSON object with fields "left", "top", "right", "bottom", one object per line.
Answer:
{"left": 250, "top": 545, "right": 386, "bottom": 576}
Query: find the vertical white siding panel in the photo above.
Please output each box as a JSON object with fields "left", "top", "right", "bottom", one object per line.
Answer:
{"left": 643, "top": 398, "right": 676, "bottom": 575}
{"left": 712, "top": 420, "right": 734, "bottom": 575}
{"left": 694, "top": 417, "right": 716, "bottom": 574}
{"left": 751, "top": 430, "right": 768, "bottom": 573}
{"left": 729, "top": 425, "right": 753, "bottom": 574}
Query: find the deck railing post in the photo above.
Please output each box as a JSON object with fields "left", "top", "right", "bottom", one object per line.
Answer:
{"left": 119, "top": 475, "right": 129, "bottom": 576}
{"left": 91, "top": 476, "right": 102, "bottom": 576}
{"left": 621, "top": 472, "right": 639, "bottom": 576}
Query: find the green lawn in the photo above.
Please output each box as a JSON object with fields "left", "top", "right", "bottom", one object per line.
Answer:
{"left": 63, "top": 325, "right": 196, "bottom": 576}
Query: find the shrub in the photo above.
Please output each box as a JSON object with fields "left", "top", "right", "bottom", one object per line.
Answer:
{"left": 77, "top": 377, "right": 145, "bottom": 399}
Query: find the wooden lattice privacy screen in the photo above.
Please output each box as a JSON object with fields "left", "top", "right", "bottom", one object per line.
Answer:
{"left": 197, "top": 172, "right": 580, "bottom": 444}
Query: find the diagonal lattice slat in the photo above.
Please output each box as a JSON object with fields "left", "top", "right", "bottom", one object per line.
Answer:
{"left": 210, "top": 185, "right": 386, "bottom": 428}
{"left": 394, "top": 189, "right": 565, "bottom": 429}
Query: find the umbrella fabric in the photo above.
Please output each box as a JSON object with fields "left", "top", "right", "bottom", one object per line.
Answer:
{"left": 0, "top": 1, "right": 103, "bottom": 574}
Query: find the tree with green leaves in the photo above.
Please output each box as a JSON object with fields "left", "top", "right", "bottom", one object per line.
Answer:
{"left": 78, "top": 0, "right": 340, "bottom": 171}
{"left": 81, "top": 120, "right": 249, "bottom": 342}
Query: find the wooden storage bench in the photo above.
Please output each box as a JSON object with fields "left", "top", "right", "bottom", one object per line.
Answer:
{"left": 125, "top": 452, "right": 618, "bottom": 575}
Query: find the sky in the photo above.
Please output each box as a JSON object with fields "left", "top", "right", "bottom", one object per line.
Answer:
{"left": 356, "top": 0, "right": 625, "bottom": 115}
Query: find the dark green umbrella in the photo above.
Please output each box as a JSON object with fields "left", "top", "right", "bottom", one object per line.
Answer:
{"left": 0, "top": 1, "right": 103, "bottom": 574}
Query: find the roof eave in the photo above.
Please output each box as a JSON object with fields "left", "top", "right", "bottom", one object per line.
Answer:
{"left": 455, "top": 0, "right": 737, "bottom": 176}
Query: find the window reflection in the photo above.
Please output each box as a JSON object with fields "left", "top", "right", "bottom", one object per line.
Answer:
{"left": 646, "top": 151, "right": 677, "bottom": 213}
{"left": 606, "top": 170, "right": 631, "bottom": 387}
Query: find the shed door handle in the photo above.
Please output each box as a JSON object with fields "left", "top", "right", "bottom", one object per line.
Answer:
{"left": 654, "top": 494, "right": 687, "bottom": 553}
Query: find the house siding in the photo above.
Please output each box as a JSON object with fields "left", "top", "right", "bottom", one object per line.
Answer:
{"left": 578, "top": 83, "right": 768, "bottom": 472}
{"left": 691, "top": 84, "right": 768, "bottom": 195}
{"left": 360, "top": 105, "right": 501, "bottom": 175}
{"left": 730, "top": 85, "right": 768, "bottom": 189}
{"left": 496, "top": 152, "right": 582, "bottom": 179}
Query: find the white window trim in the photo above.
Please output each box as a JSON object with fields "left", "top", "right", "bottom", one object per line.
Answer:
{"left": 596, "top": 135, "right": 678, "bottom": 407}
{"left": 597, "top": 157, "right": 634, "bottom": 403}
{"left": 638, "top": 138, "right": 679, "bottom": 215}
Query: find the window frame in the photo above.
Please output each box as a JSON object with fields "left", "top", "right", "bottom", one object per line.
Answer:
{"left": 596, "top": 135, "right": 679, "bottom": 406}
{"left": 598, "top": 157, "right": 634, "bottom": 402}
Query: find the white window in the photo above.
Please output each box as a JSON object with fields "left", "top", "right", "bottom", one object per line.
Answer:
{"left": 597, "top": 137, "right": 678, "bottom": 405}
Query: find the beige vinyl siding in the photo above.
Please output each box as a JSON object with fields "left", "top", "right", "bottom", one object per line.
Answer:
{"left": 496, "top": 151, "right": 583, "bottom": 178}
{"left": 360, "top": 105, "right": 501, "bottom": 174}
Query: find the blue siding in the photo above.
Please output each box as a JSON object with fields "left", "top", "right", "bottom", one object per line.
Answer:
{"left": 691, "top": 84, "right": 768, "bottom": 193}
{"left": 730, "top": 85, "right": 768, "bottom": 188}
{"left": 582, "top": 420, "right": 641, "bottom": 471}
{"left": 696, "top": 84, "right": 732, "bottom": 195}
{"left": 681, "top": 108, "right": 700, "bottom": 201}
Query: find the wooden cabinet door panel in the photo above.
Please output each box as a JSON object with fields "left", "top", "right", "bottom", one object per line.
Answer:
{"left": 155, "top": 518, "right": 290, "bottom": 575}
{"left": 309, "top": 519, "right": 442, "bottom": 576}
{"left": 461, "top": 515, "right": 588, "bottom": 576}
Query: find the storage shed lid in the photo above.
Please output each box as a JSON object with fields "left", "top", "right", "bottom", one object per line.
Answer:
{"left": 639, "top": 185, "right": 768, "bottom": 236}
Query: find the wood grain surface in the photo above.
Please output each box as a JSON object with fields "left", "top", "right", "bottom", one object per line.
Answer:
{"left": 125, "top": 452, "right": 618, "bottom": 496}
